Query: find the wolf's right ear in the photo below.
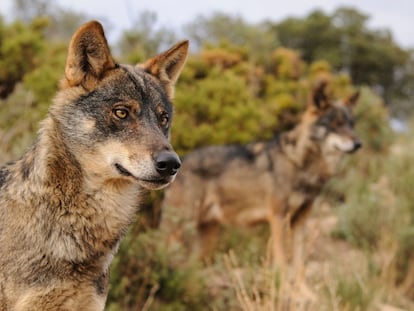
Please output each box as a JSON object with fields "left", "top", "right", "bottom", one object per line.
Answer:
{"left": 140, "top": 40, "right": 189, "bottom": 100}
{"left": 311, "top": 81, "right": 330, "bottom": 110}
{"left": 63, "top": 21, "right": 116, "bottom": 90}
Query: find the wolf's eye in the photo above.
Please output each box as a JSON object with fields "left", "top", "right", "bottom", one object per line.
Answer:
{"left": 160, "top": 112, "right": 169, "bottom": 127}
{"left": 113, "top": 109, "right": 128, "bottom": 120}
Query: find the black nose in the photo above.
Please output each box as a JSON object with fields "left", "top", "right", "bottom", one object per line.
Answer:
{"left": 155, "top": 151, "right": 181, "bottom": 177}
{"left": 350, "top": 140, "right": 362, "bottom": 153}
{"left": 354, "top": 141, "right": 362, "bottom": 150}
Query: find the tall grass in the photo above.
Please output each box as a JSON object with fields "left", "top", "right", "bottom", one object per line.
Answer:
{"left": 324, "top": 124, "right": 414, "bottom": 310}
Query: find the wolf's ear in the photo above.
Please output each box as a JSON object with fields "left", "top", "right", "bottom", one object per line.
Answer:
{"left": 64, "top": 21, "right": 116, "bottom": 90}
{"left": 344, "top": 90, "right": 360, "bottom": 108}
{"left": 311, "top": 80, "right": 330, "bottom": 110}
{"left": 140, "top": 40, "right": 189, "bottom": 100}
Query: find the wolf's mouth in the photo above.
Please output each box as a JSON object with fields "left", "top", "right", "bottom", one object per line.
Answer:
{"left": 140, "top": 178, "right": 169, "bottom": 185}
{"left": 115, "top": 163, "right": 133, "bottom": 177}
{"left": 138, "top": 178, "right": 172, "bottom": 191}
{"left": 334, "top": 144, "right": 360, "bottom": 154}
{"left": 114, "top": 163, "right": 170, "bottom": 186}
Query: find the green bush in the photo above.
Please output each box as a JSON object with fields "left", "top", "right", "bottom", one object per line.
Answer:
{"left": 0, "top": 17, "right": 49, "bottom": 98}
{"left": 106, "top": 225, "right": 208, "bottom": 311}
{"left": 0, "top": 84, "right": 38, "bottom": 162}
{"left": 331, "top": 114, "right": 414, "bottom": 299}
{"left": 353, "top": 87, "right": 394, "bottom": 152}
{"left": 336, "top": 277, "right": 374, "bottom": 310}
{"left": 23, "top": 43, "right": 66, "bottom": 107}
{"left": 173, "top": 67, "right": 264, "bottom": 154}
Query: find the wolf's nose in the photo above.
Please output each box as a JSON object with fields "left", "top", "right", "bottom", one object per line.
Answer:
{"left": 155, "top": 151, "right": 181, "bottom": 177}
{"left": 354, "top": 141, "right": 362, "bottom": 151}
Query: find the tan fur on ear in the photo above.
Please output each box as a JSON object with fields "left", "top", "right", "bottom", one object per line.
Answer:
{"left": 140, "top": 40, "right": 189, "bottom": 99}
{"left": 64, "top": 21, "right": 116, "bottom": 90}
{"left": 310, "top": 80, "right": 331, "bottom": 111}
{"left": 344, "top": 90, "right": 360, "bottom": 108}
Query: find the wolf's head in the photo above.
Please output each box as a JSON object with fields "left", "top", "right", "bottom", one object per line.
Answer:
{"left": 50, "top": 21, "right": 188, "bottom": 190}
{"left": 281, "top": 81, "right": 361, "bottom": 171}
{"left": 308, "top": 81, "right": 361, "bottom": 156}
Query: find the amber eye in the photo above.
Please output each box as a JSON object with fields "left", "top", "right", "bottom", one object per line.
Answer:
{"left": 113, "top": 109, "right": 128, "bottom": 119}
{"left": 160, "top": 112, "right": 169, "bottom": 127}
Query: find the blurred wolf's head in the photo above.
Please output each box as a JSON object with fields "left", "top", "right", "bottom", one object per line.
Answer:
{"left": 282, "top": 81, "right": 361, "bottom": 171}
{"left": 309, "top": 82, "right": 361, "bottom": 155}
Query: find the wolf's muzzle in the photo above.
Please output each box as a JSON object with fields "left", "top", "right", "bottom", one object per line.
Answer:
{"left": 349, "top": 140, "right": 362, "bottom": 153}
{"left": 155, "top": 151, "right": 181, "bottom": 177}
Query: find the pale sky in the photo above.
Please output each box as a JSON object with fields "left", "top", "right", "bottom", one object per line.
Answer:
{"left": 1, "top": 0, "right": 413, "bottom": 48}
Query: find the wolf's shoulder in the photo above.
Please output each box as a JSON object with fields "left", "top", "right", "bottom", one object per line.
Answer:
{"left": 184, "top": 144, "right": 252, "bottom": 164}
{"left": 180, "top": 144, "right": 257, "bottom": 178}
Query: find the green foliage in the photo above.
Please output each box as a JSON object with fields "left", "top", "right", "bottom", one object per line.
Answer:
{"left": 270, "top": 47, "right": 304, "bottom": 80}
{"left": 23, "top": 43, "right": 66, "bottom": 107}
{"left": 117, "top": 11, "right": 177, "bottom": 63}
{"left": 329, "top": 89, "right": 395, "bottom": 249}
{"left": 0, "top": 17, "right": 48, "bottom": 98}
{"left": 330, "top": 115, "right": 414, "bottom": 299}
{"left": 184, "top": 12, "right": 278, "bottom": 64}
{"left": 105, "top": 193, "right": 209, "bottom": 310}
{"left": 335, "top": 277, "right": 374, "bottom": 310}
{"left": 171, "top": 43, "right": 316, "bottom": 155}
{"left": 0, "top": 85, "right": 38, "bottom": 162}
{"left": 271, "top": 6, "right": 412, "bottom": 112}
{"left": 353, "top": 88, "right": 393, "bottom": 152}
{"left": 0, "top": 17, "right": 67, "bottom": 163}
{"left": 106, "top": 226, "right": 207, "bottom": 311}
{"left": 333, "top": 166, "right": 393, "bottom": 250}
{"left": 12, "top": 0, "right": 90, "bottom": 42}
{"left": 215, "top": 224, "right": 270, "bottom": 265}
{"left": 173, "top": 66, "right": 263, "bottom": 153}
{"left": 273, "top": 10, "right": 341, "bottom": 65}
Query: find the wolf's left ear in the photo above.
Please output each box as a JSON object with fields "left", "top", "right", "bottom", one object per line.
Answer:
{"left": 344, "top": 90, "right": 360, "bottom": 108}
{"left": 311, "top": 80, "right": 331, "bottom": 110}
{"left": 64, "top": 21, "right": 116, "bottom": 90}
{"left": 140, "top": 40, "right": 189, "bottom": 100}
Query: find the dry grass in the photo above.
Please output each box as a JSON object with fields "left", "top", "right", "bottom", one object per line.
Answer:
{"left": 215, "top": 196, "right": 414, "bottom": 311}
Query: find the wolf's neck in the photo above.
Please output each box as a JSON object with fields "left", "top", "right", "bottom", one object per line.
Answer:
{"left": 18, "top": 117, "right": 83, "bottom": 194}
{"left": 17, "top": 116, "right": 142, "bottom": 262}
{"left": 281, "top": 127, "right": 334, "bottom": 183}
{"left": 280, "top": 125, "right": 317, "bottom": 168}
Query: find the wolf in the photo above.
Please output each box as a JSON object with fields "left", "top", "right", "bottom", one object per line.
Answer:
{"left": 162, "top": 82, "right": 361, "bottom": 271}
{"left": 0, "top": 21, "right": 188, "bottom": 310}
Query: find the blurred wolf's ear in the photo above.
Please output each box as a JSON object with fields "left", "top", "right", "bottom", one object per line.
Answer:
{"left": 311, "top": 80, "right": 331, "bottom": 110}
{"left": 140, "top": 40, "right": 189, "bottom": 100}
{"left": 344, "top": 90, "right": 360, "bottom": 108}
{"left": 64, "top": 21, "right": 116, "bottom": 90}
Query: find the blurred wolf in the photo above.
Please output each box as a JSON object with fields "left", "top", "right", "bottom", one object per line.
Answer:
{"left": 0, "top": 21, "right": 188, "bottom": 310}
{"left": 162, "top": 82, "right": 360, "bottom": 269}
